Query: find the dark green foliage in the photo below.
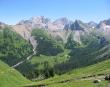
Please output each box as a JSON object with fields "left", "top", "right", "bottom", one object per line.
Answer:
{"left": 16, "top": 49, "right": 70, "bottom": 80}
{"left": 0, "top": 27, "right": 33, "bottom": 66}
{"left": 32, "top": 29, "right": 64, "bottom": 56}
{"left": 43, "top": 61, "right": 55, "bottom": 78}
{"left": 65, "top": 33, "right": 80, "bottom": 49}
{"left": 17, "top": 29, "right": 110, "bottom": 80}
{"left": 16, "top": 61, "right": 37, "bottom": 79}
{"left": 16, "top": 61, "right": 55, "bottom": 79}
{"left": 2, "top": 27, "right": 109, "bottom": 81}
{"left": 54, "top": 38, "right": 110, "bottom": 74}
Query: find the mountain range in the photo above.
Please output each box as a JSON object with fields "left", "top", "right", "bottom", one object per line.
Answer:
{"left": 1, "top": 16, "right": 110, "bottom": 39}
{"left": 1, "top": 16, "right": 110, "bottom": 56}
{"left": 5, "top": 17, "right": 110, "bottom": 48}
{"left": 0, "top": 16, "right": 110, "bottom": 87}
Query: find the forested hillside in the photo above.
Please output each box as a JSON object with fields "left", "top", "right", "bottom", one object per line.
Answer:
{"left": 0, "top": 27, "right": 33, "bottom": 66}
{"left": 16, "top": 28, "right": 110, "bottom": 80}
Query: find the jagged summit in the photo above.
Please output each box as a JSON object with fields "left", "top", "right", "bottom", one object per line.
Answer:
{"left": 64, "top": 20, "right": 90, "bottom": 31}
{"left": 87, "top": 21, "right": 97, "bottom": 28}
{"left": 97, "top": 18, "right": 110, "bottom": 31}
{"left": 53, "top": 17, "right": 69, "bottom": 25}
{"left": 0, "top": 16, "right": 110, "bottom": 41}
{"left": 101, "top": 18, "right": 110, "bottom": 25}
{"left": 15, "top": 16, "right": 110, "bottom": 31}
{"left": 17, "top": 16, "right": 70, "bottom": 30}
{"left": 0, "top": 22, "right": 7, "bottom": 29}
{"left": 73, "top": 20, "right": 88, "bottom": 30}
{"left": 18, "top": 16, "right": 51, "bottom": 24}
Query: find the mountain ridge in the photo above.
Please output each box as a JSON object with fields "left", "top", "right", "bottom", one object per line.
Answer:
{"left": 1, "top": 17, "right": 110, "bottom": 87}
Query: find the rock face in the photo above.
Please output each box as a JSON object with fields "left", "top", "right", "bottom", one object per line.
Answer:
{"left": 97, "top": 19, "right": 110, "bottom": 31}
{"left": 12, "top": 16, "right": 69, "bottom": 50}
{"left": 12, "top": 16, "right": 70, "bottom": 40}
{"left": 17, "top": 16, "right": 50, "bottom": 32}
{"left": 101, "top": 19, "right": 110, "bottom": 25}
{"left": 0, "top": 22, "right": 7, "bottom": 29}
{"left": 53, "top": 17, "right": 70, "bottom": 29}
{"left": 17, "top": 16, "right": 70, "bottom": 31}
{"left": 72, "top": 20, "right": 89, "bottom": 30}
{"left": 11, "top": 17, "right": 110, "bottom": 47}
{"left": 64, "top": 20, "right": 90, "bottom": 31}
{"left": 87, "top": 21, "right": 97, "bottom": 28}
{"left": 1, "top": 17, "right": 110, "bottom": 49}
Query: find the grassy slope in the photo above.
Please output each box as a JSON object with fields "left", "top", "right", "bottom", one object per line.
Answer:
{"left": 0, "top": 60, "right": 31, "bottom": 87}
{"left": 16, "top": 49, "right": 70, "bottom": 80}
{"left": 24, "top": 59, "right": 110, "bottom": 87}
{"left": 29, "top": 49, "right": 70, "bottom": 69}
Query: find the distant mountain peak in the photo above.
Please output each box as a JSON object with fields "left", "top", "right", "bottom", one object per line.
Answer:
{"left": 18, "top": 16, "right": 51, "bottom": 25}
{"left": 64, "top": 20, "right": 89, "bottom": 31}
{"left": 53, "top": 17, "right": 69, "bottom": 25}
{"left": 102, "top": 18, "right": 110, "bottom": 25}
{"left": 31, "top": 16, "right": 51, "bottom": 24}
{"left": 97, "top": 18, "right": 110, "bottom": 30}
{"left": 0, "top": 22, "right": 7, "bottom": 29}
{"left": 88, "top": 21, "right": 97, "bottom": 28}
{"left": 16, "top": 16, "right": 71, "bottom": 30}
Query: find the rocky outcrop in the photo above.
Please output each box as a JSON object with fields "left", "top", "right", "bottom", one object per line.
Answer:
{"left": 64, "top": 20, "right": 90, "bottom": 31}
{"left": 0, "top": 22, "right": 7, "bottom": 29}
{"left": 16, "top": 16, "right": 70, "bottom": 31}
{"left": 87, "top": 21, "right": 97, "bottom": 28}
{"left": 97, "top": 18, "right": 110, "bottom": 31}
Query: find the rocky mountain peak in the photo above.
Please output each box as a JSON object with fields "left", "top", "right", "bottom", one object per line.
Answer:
{"left": 18, "top": 16, "right": 51, "bottom": 25}
{"left": 0, "top": 22, "right": 7, "bottom": 29}
{"left": 88, "top": 21, "right": 97, "bottom": 28}
{"left": 64, "top": 20, "right": 89, "bottom": 31}
{"left": 73, "top": 20, "right": 86, "bottom": 30}
{"left": 97, "top": 18, "right": 110, "bottom": 30}
{"left": 53, "top": 17, "right": 69, "bottom": 25}
{"left": 102, "top": 18, "right": 110, "bottom": 25}
{"left": 17, "top": 16, "right": 71, "bottom": 30}
{"left": 31, "top": 16, "right": 51, "bottom": 24}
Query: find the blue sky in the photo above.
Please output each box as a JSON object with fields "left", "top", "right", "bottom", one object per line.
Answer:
{"left": 0, "top": 0, "right": 110, "bottom": 24}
